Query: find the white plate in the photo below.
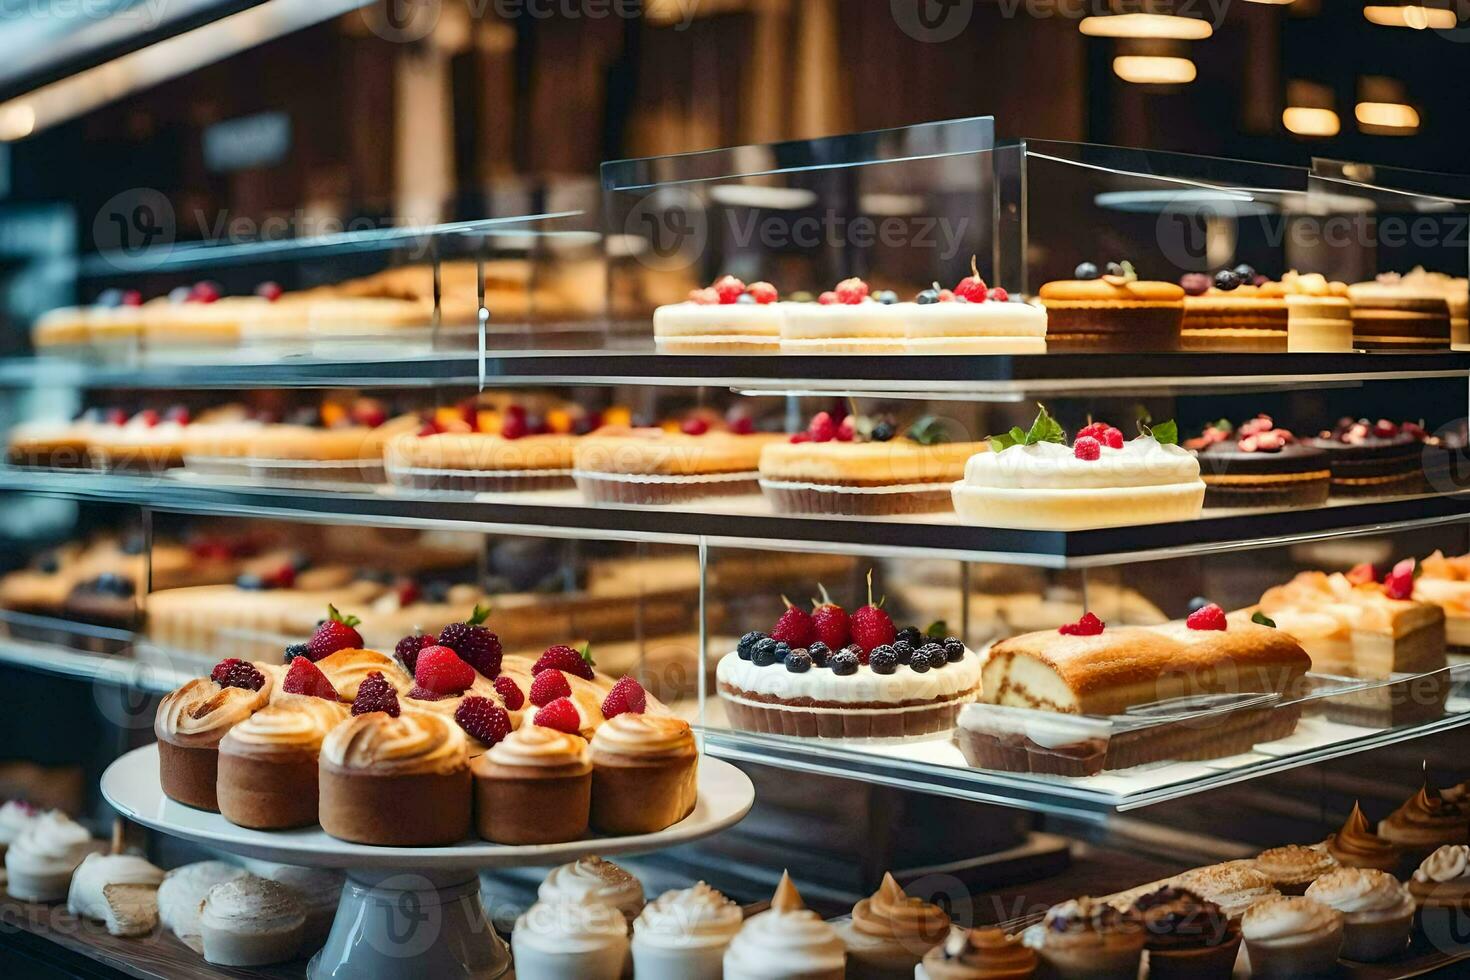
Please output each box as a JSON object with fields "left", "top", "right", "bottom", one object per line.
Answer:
{"left": 102, "top": 743, "right": 754, "bottom": 870}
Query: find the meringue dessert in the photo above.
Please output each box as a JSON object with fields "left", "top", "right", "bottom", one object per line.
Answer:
{"left": 1172, "top": 862, "right": 1281, "bottom": 922}
{"left": 154, "top": 667, "right": 273, "bottom": 811}
{"left": 200, "top": 875, "right": 306, "bottom": 967}
{"left": 471, "top": 724, "right": 591, "bottom": 845}
{"left": 1130, "top": 885, "right": 1239, "bottom": 979}
{"left": 512, "top": 898, "right": 631, "bottom": 980}
{"left": 832, "top": 872, "right": 950, "bottom": 978}
{"left": 66, "top": 853, "right": 165, "bottom": 931}
{"left": 723, "top": 872, "right": 845, "bottom": 980}
{"left": 952, "top": 412, "right": 1204, "bottom": 530}
{"left": 1322, "top": 801, "right": 1405, "bottom": 874}
{"left": 1239, "top": 894, "right": 1343, "bottom": 978}
{"left": 217, "top": 694, "right": 348, "bottom": 830}
{"left": 1030, "top": 896, "right": 1145, "bottom": 980}
{"left": 158, "top": 861, "right": 247, "bottom": 943}
{"left": 0, "top": 799, "right": 40, "bottom": 858}
{"left": 588, "top": 713, "right": 698, "bottom": 835}
{"left": 262, "top": 864, "right": 345, "bottom": 952}
{"left": 1304, "top": 867, "right": 1414, "bottom": 962}
{"left": 537, "top": 855, "right": 645, "bottom": 926}
{"left": 1409, "top": 844, "right": 1470, "bottom": 944}
{"left": 631, "top": 881, "right": 743, "bottom": 980}
{"left": 917, "top": 927, "right": 1036, "bottom": 979}
{"left": 4, "top": 810, "right": 101, "bottom": 902}
{"left": 1252, "top": 844, "right": 1339, "bottom": 896}
{"left": 1377, "top": 779, "right": 1470, "bottom": 865}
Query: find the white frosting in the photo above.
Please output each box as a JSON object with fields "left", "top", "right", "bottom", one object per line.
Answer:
{"left": 1240, "top": 896, "right": 1341, "bottom": 943}
{"left": 4, "top": 811, "right": 97, "bottom": 883}
{"left": 1305, "top": 869, "right": 1414, "bottom": 923}
{"left": 654, "top": 303, "right": 783, "bottom": 340}
{"left": 261, "top": 864, "right": 345, "bottom": 919}
{"left": 201, "top": 876, "right": 306, "bottom": 935}
{"left": 513, "top": 899, "right": 631, "bottom": 959}
{"left": 67, "top": 853, "right": 164, "bottom": 921}
{"left": 538, "top": 855, "right": 645, "bottom": 923}
{"left": 159, "top": 861, "right": 247, "bottom": 938}
{"left": 783, "top": 302, "right": 908, "bottom": 341}
{"left": 716, "top": 649, "right": 980, "bottom": 704}
{"left": 960, "top": 437, "right": 1201, "bottom": 490}
{"left": 0, "top": 800, "right": 41, "bottom": 845}
{"left": 1414, "top": 845, "right": 1470, "bottom": 884}
{"left": 633, "top": 882, "right": 743, "bottom": 950}
{"left": 904, "top": 301, "right": 1048, "bottom": 339}
{"left": 723, "top": 899, "right": 846, "bottom": 979}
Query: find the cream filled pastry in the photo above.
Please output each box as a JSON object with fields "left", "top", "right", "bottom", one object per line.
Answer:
{"left": 952, "top": 412, "right": 1204, "bottom": 530}
{"left": 538, "top": 855, "right": 645, "bottom": 925}
{"left": 1253, "top": 844, "right": 1339, "bottom": 895}
{"left": 834, "top": 872, "right": 951, "bottom": 977}
{"left": 1304, "top": 867, "right": 1414, "bottom": 962}
{"left": 919, "top": 927, "right": 1037, "bottom": 979}
{"left": 200, "top": 875, "right": 306, "bottom": 967}
{"left": 512, "top": 898, "right": 631, "bottom": 980}
{"left": 1323, "top": 801, "right": 1404, "bottom": 874}
{"left": 67, "top": 853, "right": 164, "bottom": 922}
{"left": 1239, "top": 895, "right": 1343, "bottom": 978}
{"left": 724, "top": 872, "right": 845, "bottom": 980}
{"left": 155, "top": 669, "right": 274, "bottom": 811}
{"left": 632, "top": 882, "right": 743, "bottom": 980}
{"left": 159, "top": 861, "right": 247, "bottom": 942}
{"left": 4, "top": 811, "right": 101, "bottom": 902}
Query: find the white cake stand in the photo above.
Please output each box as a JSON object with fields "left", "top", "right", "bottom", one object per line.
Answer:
{"left": 102, "top": 743, "right": 755, "bottom": 980}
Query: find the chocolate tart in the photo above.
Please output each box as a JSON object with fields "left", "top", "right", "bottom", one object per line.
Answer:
{"left": 1307, "top": 420, "right": 1428, "bottom": 498}
{"left": 1193, "top": 441, "right": 1330, "bottom": 509}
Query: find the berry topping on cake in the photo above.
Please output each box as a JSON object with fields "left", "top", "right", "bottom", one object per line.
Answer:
{"left": 818, "top": 290, "right": 839, "bottom": 305}
{"left": 1073, "top": 435, "right": 1101, "bottom": 461}
{"left": 809, "top": 584, "right": 851, "bottom": 650}
{"left": 255, "top": 281, "right": 283, "bottom": 301}
{"left": 869, "top": 646, "right": 897, "bottom": 674}
{"left": 1103, "top": 261, "right": 1138, "bottom": 286}
{"left": 916, "top": 287, "right": 940, "bottom": 305}
{"left": 943, "top": 637, "right": 965, "bottom": 662}
{"left": 1185, "top": 603, "right": 1228, "bottom": 631}
{"left": 987, "top": 286, "right": 1009, "bottom": 303}
{"left": 688, "top": 287, "right": 719, "bottom": 305}
{"left": 874, "top": 290, "right": 898, "bottom": 304}
{"left": 601, "top": 675, "right": 647, "bottom": 718}
{"left": 352, "top": 671, "right": 401, "bottom": 717}
{"left": 713, "top": 275, "right": 746, "bottom": 304}
{"left": 849, "top": 570, "right": 895, "bottom": 655}
{"left": 909, "top": 652, "right": 931, "bottom": 674}
{"left": 936, "top": 287, "right": 956, "bottom": 302}
{"left": 771, "top": 598, "right": 817, "bottom": 647}
{"left": 679, "top": 416, "right": 711, "bottom": 436}
{"left": 1382, "top": 558, "right": 1416, "bottom": 601}
{"left": 493, "top": 675, "right": 524, "bottom": 711}
{"left": 784, "top": 649, "right": 812, "bottom": 673}
{"left": 532, "top": 644, "right": 596, "bottom": 681}
{"left": 413, "top": 645, "right": 476, "bottom": 696}
{"left": 1180, "top": 272, "right": 1211, "bottom": 296}
{"left": 1234, "top": 263, "right": 1257, "bottom": 281}
{"left": 306, "top": 605, "right": 363, "bottom": 661}
{"left": 954, "top": 256, "right": 988, "bottom": 302}
{"left": 394, "top": 633, "right": 436, "bottom": 674}
{"left": 1213, "top": 269, "right": 1241, "bottom": 292}
{"left": 834, "top": 277, "right": 870, "bottom": 305}
{"left": 283, "top": 642, "right": 311, "bottom": 663}
{"left": 830, "top": 649, "right": 859, "bottom": 676}
{"left": 210, "top": 658, "right": 265, "bottom": 691}
{"left": 871, "top": 420, "right": 896, "bottom": 442}
{"left": 747, "top": 281, "right": 778, "bottom": 304}
{"left": 1058, "top": 612, "right": 1106, "bottom": 637}
{"left": 836, "top": 415, "right": 856, "bottom": 442}
{"left": 1373, "top": 418, "right": 1400, "bottom": 439}
{"left": 737, "top": 631, "right": 766, "bottom": 660}
{"left": 1077, "top": 421, "right": 1125, "bottom": 449}
{"left": 533, "top": 697, "right": 582, "bottom": 735}
{"left": 808, "top": 411, "right": 836, "bottom": 443}
{"left": 921, "top": 643, "right": 949, "bottom": 669}
{"left": 1074, "top": 262, "right": 1100, "bottom": 281}
{"left": 281, "top": 658, "right": 340, "bottom": 701}
{"left": 806, "top": 641, "right": 831, "bottom": 667}
{"left": 1346, "top": 562, "right": 1378, "bottom": 585}
{"left": 751, "top": 637, "right": 779, "bottom": 666}
{"left": 455, "top": 696, "right": 512, "bottom": 746}
{"left": 529, "top": 669, "right": 573, "bottom": 707}
{"left": 437, "top": 605, "right": 502, "bottom": 679}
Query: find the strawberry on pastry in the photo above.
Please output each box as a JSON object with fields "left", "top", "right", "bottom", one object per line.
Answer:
{"left": 771, "top": 598, "right": 816, "bottom": 647}
{"left": 601, "top": 676, "right": 647, "bottom": 719}
{"left": 848, "top": 570, "right": 896, "bottom": 656}
{"left": 530, "top": 669, "right": 572, "bottom": 707}
{"left": 809, "top": 584, "right": 850, "bottom": 650}
{"left": 532, "top": 696, "right": 582, "bottom": 735}
{"left": 412, "top": 645, "right": 476, "bottom": 697}
{"left": 210, "top": 658, "right": 265, "bottom": 691}
{"left": 281, "top": 657, "right": 340, "bottom": 701}
{"left": 306, "top": 605, "right": 364, "bottom": 661}
{"left": 531, "top": 644, "right": 596, "bottom": 681}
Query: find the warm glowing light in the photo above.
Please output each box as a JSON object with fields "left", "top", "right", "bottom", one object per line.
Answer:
{"left": 0, "top": 103, "right": 35, "bottom": 141}
{"left": 1355, "top": 101, "right": 1421, "bottom": 131}
{"left": 1079, "top": 13, "right": 1213, "bottom": 39}
{"left": 1112, "top": 56, "right": 1197, "bottom": 84}
{"left": 1282, "top": 107, "right": 1341, "bottom": 137}
{"left": 1244, "top": 0, "right": 1296, "bottom": 4}
{"left": 1364, "top": 5, "right": 1458, "bottom": 29}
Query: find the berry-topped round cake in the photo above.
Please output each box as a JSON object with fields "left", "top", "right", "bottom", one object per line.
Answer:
{"left": 1187, "top": 415, "right": 1331, "bottom": 509}
{"left": 951, "top": 407, "right": 1205, "bottom": 529}
{"left": 654, "top": 275, "right": 782, "bottom": 352}
{"left": 1038, "top": 261, "right": 1185, "bottom": 351}
{"left": 1179, "top": 265, "right": 1288, "bottom": 352}
{"left": 716, "top": 575, "right": 981, "bottom": 739}
{"left": 573, "top": 418, "right": 780, "bottom": 505}
{"left": 384, "top": 400, "right": 586, "bottom": 493}
{"left": 1308, "top": 418, "right": 1431, "bottom": 498}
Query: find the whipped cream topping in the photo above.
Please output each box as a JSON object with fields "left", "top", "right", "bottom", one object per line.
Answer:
{"left": 1325, "top": 801, "right": 1403, "bottom": 869}
{"left": 717, "top": 649, "right": 980, "bottom": 704}
{"left": 514, "top": 899, "right": 630, "bottom": 954}
{"left": 320, "top": 710, "right": 467, "bottom": 775}
{"left": 633, "top": 882, "right": 743, "bottom": 950}
{"left": 1305, "top": 868, "right": 1414, "bottom": 922}
{"left": 0, "top": 799, "right": 40, "bottom": 844}
{"left": 67, "top": 853, "right": 165, "bottom": 921}
{"left": 922, "top": 927, "right": 1037, "bottom": 979}
{"left": 5, "top": 811, "right": 97, "bottom": 878}
{"left": 851, "top": 872, "right": 950, "bottom": 945}
{"left": 537, "top": 855, "right": 645, "bottom": 923}
{"left": 1414, "top": 844, "right": 1470, "bottom": 884}
{"left": 1379, "top": 782, "right": 1468, "bottom": 845}
{"left": 1254, "top": 844, "right": 1339, "bottom": 884}
{"left": 314, "top": 648, "right": 411, "bottom": 700}
{"left": 724, "top": 873, "right": 845, "bottom": 979}
{"left": 485, "top": 724, "right": 589, "bottom": 769}
{"left": 159, "top": 862, "right": 247, "bottom": 937}
{"left": 1240, "top": 895, "right": 1341, "bottom": 943}
{"left": 155, "top": 677, "right": 271, "bottom": 745}
{"left": 201, "top": 875, "right": 306, "bottom": 934}
{"left": 588, "top": 713, "right": 694, "bottom": 760}
{"left": 960, "top": 437, "right": 1201, "bottom": 490}
{"left": 262, "top": 864, "right": 346, "bottom": 917}
{"left": 220, "top": 696, "right": 348, "bottom": 754}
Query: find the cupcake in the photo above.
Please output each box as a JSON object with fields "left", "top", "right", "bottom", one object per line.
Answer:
{"left": 318, "top": 711, "right": 471, "bottom": 846}
{"left": 158, "top": 861, "right": 247, "bottom": 943}
{"left": 1378, "top": 780, "right": 1470, "bottom": 866}
{"left": 200, "top": 875, "right": 306, "bottom": 967}
{"left": 154, "top": 667, "right": 273, "bottom": 811}
{"left": 4, "top": 811, "right": 102, "bottom": 902}
{"left": 1240, "top": 895, "right": 1343, "bottom": 977}
{"left": 1252, "top": 844, "right": 1339, "bottom": 895}
{"left": 471, "top": 724, "right": 591, "bottom": 844}
{"left": 537, "top": 855, "right": 645, "bottom": 927}
{"left": 512, "top": 898, "right": 630, "bottom": 980}
{"left": 263, "top": 864, "right": 345, "bottom": 952}
{"left": 0, "top": 799, "right": 40, "bottom": 859}
{"left": 1171, "top": 861, "right": 1280, "bottom": 922}
{"left": 1323, "top": 801, "right": 1405, "bottom": 875}
{"left": 1305, "top": 867, "right": 1414, "bottom": 962}
{"left": 631, "top": 882, "right": 743, "bottom": 980}
{"left": 588, "top": 713, "right": 698, "bottom": 835}
{"left": 1031, "top": 896, "right": 1145, "bottom": 980}
{"left": 1408, "top": 845, "right": 1470, "bottom": 947}
{"left": 832, "top": 872, "right": 951, "bottom": 978}
{"left": 723, "top": 871, "right": 845, "bottom": 980}
{"left": 1130, "top": 885, "right": 1240, "bottom": 979}
{"left": 918, "top": 927, "right": 1036, "bottom": 979}
{"left": 217, "top": 695, "right": 348, "bottom": 830}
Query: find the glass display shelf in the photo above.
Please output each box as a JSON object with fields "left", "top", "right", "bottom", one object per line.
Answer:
{"left": 1, "top": 346, "right": 1467, "bottom": 393}
{"left": 2, "top": 465, "right": 1469, "bottom": 567}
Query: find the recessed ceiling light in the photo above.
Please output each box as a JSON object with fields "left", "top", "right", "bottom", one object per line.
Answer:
{"left": 1079, "top": 14, "right": 1213, "bottom": 39}
{"left": 1112, "top": 56, "right": 1197, "bottom": 84}
{"left": 1355, "top": 101, "right": 1421, "bottom": 131}
{"left": 1282, "top": 107, "right": 1341, "bottom": 137}
{"left": 1364, "top": 5, "right": 1458, "bottom": 29}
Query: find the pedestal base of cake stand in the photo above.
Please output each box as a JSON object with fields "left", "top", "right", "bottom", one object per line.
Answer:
{"left": 101, "top": 743, "right": 755, "bottom": 980}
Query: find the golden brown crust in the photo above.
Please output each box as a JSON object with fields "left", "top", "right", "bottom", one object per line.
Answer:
{"left": 759, "top": 439, "right": 987, "bottom": 483}
{"left": 384, "top": 432, "right": 576, "bottom": 471}
{"left": 1040, "top": 280, "right": 1186, "bottom": 304}
{"left": 573, "top": 427, "right": 779, "bottom": 475}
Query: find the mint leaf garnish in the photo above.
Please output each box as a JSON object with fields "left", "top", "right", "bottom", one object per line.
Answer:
{"left": 1251, "top": 611, "right": 1276, "bottom": 628}
{"left": 989, "top": 405, "right": 1065, "bottom": 452}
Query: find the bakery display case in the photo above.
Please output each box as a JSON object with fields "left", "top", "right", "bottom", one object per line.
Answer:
{"left": 4, "top": 116, "right": 1470, "bottom": 979}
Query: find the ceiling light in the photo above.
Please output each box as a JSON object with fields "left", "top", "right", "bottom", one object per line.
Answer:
{"left": 1355, "top": 102, "right": 1421, "bottom": 131}
{"left": 0, "top": 103, "right": 34, "bottom": 141}
{"left": 1079, "top": 14, "right": 1213, "bottom": 39}
{"left": 1364, "top": 5, "right": 1458, "bottom": 29}
{"left": 1282, "top": 107, "right": 1340, "bottom": 137}
{"left": 1113, "top": 56, "right": 1197, "bottom": 85}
